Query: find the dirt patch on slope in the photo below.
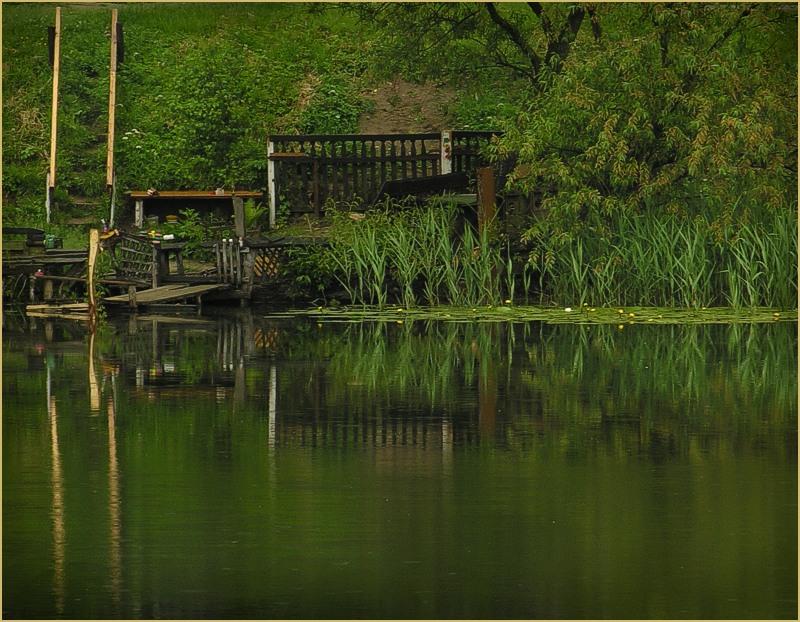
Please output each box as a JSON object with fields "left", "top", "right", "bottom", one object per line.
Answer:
{"left": 358, "top": 79, "right": 456, "bottom": 134}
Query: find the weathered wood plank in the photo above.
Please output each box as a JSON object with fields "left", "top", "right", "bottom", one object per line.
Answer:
{"left": 103, "top": 283, "right": 228, "bottom": 305}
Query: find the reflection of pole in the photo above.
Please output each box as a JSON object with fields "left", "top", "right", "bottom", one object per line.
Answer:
{"left": 89, "top": 330, "right": 100, "bottom": 413}
{"left": 107, "top": 387, "right": 122, "bottom": 614}
{"left": 268, "top": 365, "right": 277, "bottom": 450}
{"left": 442, "top": 416, "right": 452, "bottom": 473}
{"left": 48, "top": 365, "right": 66, "bottom": 616}
{"left": 478, "top": 372, "right": 497, "bottom": 436}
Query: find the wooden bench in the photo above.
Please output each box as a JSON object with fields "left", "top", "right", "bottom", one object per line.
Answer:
{"left": 2, "top": 227, "right": 47, "bottom": 254}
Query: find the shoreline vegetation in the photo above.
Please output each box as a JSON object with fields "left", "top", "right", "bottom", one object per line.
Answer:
{"left": 284, "top": 199, "right": 797, "bottom": 312}
{"left": 3, "top": 3, "right": 797, "bottom": 314}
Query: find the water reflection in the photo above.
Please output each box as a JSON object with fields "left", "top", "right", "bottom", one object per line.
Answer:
{"left": 2, "top": 310, "right": 797, "bottom": 619}
{"left": 75, "top": 312, "right": 800, "bottom": 459}
{"left": 107, "top": 378, "right": 122, "bottom": 616}
{"left": 47, "top": 360, "right": 66, "bottom": 617}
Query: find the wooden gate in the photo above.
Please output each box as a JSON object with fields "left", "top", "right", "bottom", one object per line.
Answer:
{"left": 267, "top": 130, "right": 498, "bottom": 220}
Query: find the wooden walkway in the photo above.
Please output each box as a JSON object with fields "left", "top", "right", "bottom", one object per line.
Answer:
{"left": 103, "top": 283, "right": 229, "bottom": 306}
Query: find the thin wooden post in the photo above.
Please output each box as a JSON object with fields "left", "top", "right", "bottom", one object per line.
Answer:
{"left": 476, "top": 166, "right": 496, "bottom": 234}
{"left": 48, "top": 6, "right": 62, "bottom": 220}
{"left": 46, "top": 172, "right": 52, "bottom": 224}
{"left": 267, "top": 139, "right": 276, "bottom": 229}
{"left": 106, "top": 9, "right": 119, "bottom": 189}
{"left": 233, "top": 196, "right": 245, "bottom": 238}
{"left": 109, "top": 172, "right": 117, "bottom": 227}
{"left": 440, "top": 130, "right": 452, "bottom": 175}
{"left": 236, "top": 240, "right": 243, "bottom": 286}
{"left": 151, "top": 244, "right": 159, "bottom": 288}
{"left": 87, "top": 229, "right": 100, "bottom": 315}
{"left": 312, "top": 157, "right": 320, "bottom": 218}
{"left": 221, "top": 239, "right": 229, "bottom": 284}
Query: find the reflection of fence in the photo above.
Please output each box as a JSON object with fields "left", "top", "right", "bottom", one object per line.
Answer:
{"left": 268, "top": 130, "right": 499, "bottom": 218}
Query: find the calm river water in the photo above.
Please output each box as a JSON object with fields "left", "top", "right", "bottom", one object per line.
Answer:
{"left": 3, "top": 310, "right": 797, "bottom": 619}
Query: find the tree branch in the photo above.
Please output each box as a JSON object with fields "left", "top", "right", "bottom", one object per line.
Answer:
{"left": 545, "top": 5, "right": 585, "bottom": 70}
{"left": 484, "top": 2, "right": 542, "bottom": 77}
{"left": 708, "top": 3, "right": 758, "bottom": 53}
{"left": 528, "top": 2, "right": 554, "bottom": 37}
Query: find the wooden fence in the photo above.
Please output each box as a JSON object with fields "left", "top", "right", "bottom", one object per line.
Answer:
{"left": 267, "top": 130, "right": 499, "bottom": 222}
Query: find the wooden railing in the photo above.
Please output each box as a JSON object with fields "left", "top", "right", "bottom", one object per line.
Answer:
{"left": 267, "top": 130, "right": 499, "bottom": 219}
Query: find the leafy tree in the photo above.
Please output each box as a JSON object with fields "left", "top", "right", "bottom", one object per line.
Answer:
{"left": 487, "top": 3, "right": 797, "bottom": 239}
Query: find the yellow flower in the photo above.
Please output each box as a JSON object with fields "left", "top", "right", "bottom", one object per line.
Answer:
{"left": 628, "top": 312, "right": 635, "bottom": 317}
{"left": 773, "top": 312, "right": 781, "bottom": 318}
{"left": 617, "top": 324, "right": 624, "bottom": 330}
{"left": 397, "top": 319, "right": 404, "bottom": 324}
{"left": 396, "top": 308, "right": 404, "bottom": 313}
{"left": 505, "top": 299, "right": 511, "bottom": 304}
{"left": 617, "top": 308, "right": 624, "bottom": 314}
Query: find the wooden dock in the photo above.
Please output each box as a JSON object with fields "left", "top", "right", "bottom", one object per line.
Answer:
{"left": 103, "top": 283, "right": 229, "bottom": 307}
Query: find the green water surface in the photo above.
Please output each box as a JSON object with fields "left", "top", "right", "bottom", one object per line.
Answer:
{"left": 3, "top": 311, "right": 797, "bottom": 619}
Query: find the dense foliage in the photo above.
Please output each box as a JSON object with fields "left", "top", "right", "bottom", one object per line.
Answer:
{"left": 3, "top": 2, "right": 797, "bottom": 308}
{"left": 352, "top": 2, "right": 798, "bottom": 307}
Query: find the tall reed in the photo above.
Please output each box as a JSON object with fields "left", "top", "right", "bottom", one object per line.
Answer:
{"left": 527, "top": 204, "right": 797, "bottom": 308}
{"left": 326, "top": 200, "right": 508, "bottom": 308}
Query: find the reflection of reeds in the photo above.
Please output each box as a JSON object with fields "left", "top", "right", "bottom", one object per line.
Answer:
{"left": 302, "top": 319, "right": 796, "bottom": 450}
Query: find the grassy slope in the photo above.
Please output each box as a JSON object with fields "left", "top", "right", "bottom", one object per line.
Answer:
{"left": 2, "top": 3, "right": 385, "bottom": 230}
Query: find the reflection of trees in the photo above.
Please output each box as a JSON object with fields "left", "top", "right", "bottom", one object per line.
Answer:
{"left": 84, "top": 313, "right": 798, "bottom": 461}
{"left": 271, "top": 319, "right": 797, "bottom": 459}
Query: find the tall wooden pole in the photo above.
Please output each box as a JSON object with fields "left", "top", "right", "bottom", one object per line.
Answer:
{"left": 106, "top": 9, "right": 118, "bottom": 190}
{"left": 48, "top": 6, "right": 62, "bottom": 221}
{"left": 87, "top": 228, "right": 100, "bottom": 323}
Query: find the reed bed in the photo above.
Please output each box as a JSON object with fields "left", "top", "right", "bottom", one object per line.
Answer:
{"left": 526, "top": 205, "right": 797, "bottom": 309}
{"left": 323, "top": 198, "right": 795, "bottom": 310}
{"left": 326, "top": 199, "right": 507, "bottom": 308}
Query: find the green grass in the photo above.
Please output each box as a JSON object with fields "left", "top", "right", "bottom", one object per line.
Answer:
{"left": 2, "top": 2, "right": 373, "bottom": 227}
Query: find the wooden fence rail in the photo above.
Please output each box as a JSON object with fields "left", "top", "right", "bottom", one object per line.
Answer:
{"left": 267, "top": 130, "right": 499, "bottom": 223}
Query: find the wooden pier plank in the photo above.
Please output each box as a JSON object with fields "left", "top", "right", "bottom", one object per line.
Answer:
{"left": 103, "top": 283, "right": 228, "bottom": 305}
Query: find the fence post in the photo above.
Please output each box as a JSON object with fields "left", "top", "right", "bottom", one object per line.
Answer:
{"left": 134, "top": 199, "right": 144, "bottom": 228}
{"left": 440, "top": 130, "right": 452, "bottom": 175}
{"left": 267, "top": 138, "right": 276, "bottom": 229}
{"left": 477, "top": 166, "right": 496, "bottom": 234}
{"left": 233, "top": 196, "right": 245, "bottom": 238}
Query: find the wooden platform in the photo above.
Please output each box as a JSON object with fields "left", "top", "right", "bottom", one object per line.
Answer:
{"left": 103, "top": 283, "right": 229, "bottom": 306}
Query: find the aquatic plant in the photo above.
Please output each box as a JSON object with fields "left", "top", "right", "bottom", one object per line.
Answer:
{"left": 324, "top": 199, "right": 509, "bottom": 308}
{"left": 525, "top": 205, "right": 798, "bottom": 309}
